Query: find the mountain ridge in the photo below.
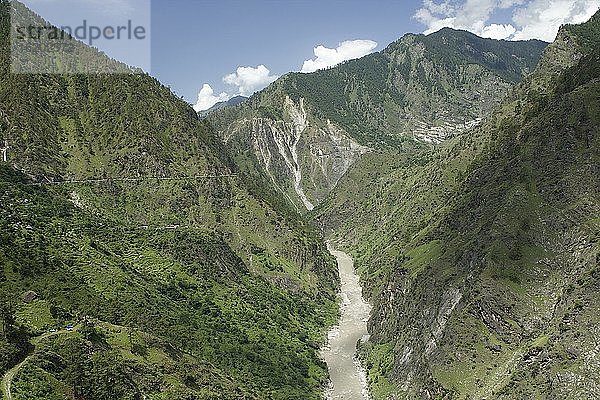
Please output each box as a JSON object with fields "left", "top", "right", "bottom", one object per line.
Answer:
{"left": 2, "top": 1, "right": 598, "bottom": 399}
{"left": 208, "top": 28, "right": 548, "bottom": 212}
{"left": 316, "top": 13, "right": 600, "bottom": 398}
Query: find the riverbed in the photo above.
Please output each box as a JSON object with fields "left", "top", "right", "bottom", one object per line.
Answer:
{"left": 322, "top": 247, "right": 372, "bottom": 399}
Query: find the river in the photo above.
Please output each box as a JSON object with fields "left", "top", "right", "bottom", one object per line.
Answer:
{"left": 322, "top": 247, "right": 372, "bottom": 400}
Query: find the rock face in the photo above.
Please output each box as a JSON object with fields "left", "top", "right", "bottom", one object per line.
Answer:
{"left": 217, "top": 96, "right": 368, "bottom": 211}
{"left": 210, "top": 29, "right": 547, "bottom": 211}
{"left": 21, "top": 290, "right": 38, "bottom": 303}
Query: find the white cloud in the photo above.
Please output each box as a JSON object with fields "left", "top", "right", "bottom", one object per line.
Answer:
{"left": 222, "top": 65, "right": 278, "bottom": 97}
{"left": 512, "top": 0, "right": 600, "bottom": 41}
{"left": 301, "top": 39, "right": 378, "bottom": 73}
{"left": 481, "top": 23, "right": 517, "bottom": 39}
{"left": 193, "top": 65, "right": 278, "bottom": 111}
{"left": 414, "top": 0, "right": 600, "bottom": 41}
{"left": 415, "top": 0, "right": 518, "bottom": 39}
{"left": 193, "top": 84, "right": 230, "bottom": 112}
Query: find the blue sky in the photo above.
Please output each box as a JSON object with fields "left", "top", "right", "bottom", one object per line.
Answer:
{"left": 152, "top": 0, "right": 421, "bottom": 107}
{"left": 20, "top": 0, "right": 600, "bottom": 110}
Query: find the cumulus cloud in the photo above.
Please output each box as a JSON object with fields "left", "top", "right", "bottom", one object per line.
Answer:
{"left": 414, "top": 0, "right": 600, "bottom": 41}
{"left": 222, "top": 65, "right": 278, "bottom": 97}
{"left": 481, "top": 23, "right": 517, "bottom": 39}
{"left": 194, "top": 40, "right": 378, "bottom": 111}
{"left": 415, "top": 0, "right": 523, "bottom": 38}
{"left": 512, "top": 0, "right": 600, "bottom": 41}
{"left": 193, "top": 84, "right": 230, "bottom": 112}
{"left": 193, "top": 65, "right": 278, "bottom": 111}
{"left": 301, "top": 40, "right": 378, "bottom": 73}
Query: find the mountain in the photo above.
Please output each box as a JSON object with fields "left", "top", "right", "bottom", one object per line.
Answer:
{"left": 198, "top": 95, "right": 248, "bottom": 118}
{"left": 208, "top": 31, "right": 547, "bottom": 211}
{"left": 3, "top": 0, "right": 598, "bottom": 399}
{"left": 316, "top": 11, "right": 600, "bottom": 399}
{"left": 0, "top": 2, "right": 338, "bottom": 399}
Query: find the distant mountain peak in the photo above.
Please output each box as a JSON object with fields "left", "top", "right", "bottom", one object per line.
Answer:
{"left": 198, "top": 95, "right": 248, "bottom": 118}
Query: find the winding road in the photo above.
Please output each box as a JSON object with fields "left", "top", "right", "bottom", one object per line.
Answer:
{"left": 322, "top": 248, "right": 372, "bottom": 400}
{"left": 1, "top": 363, "right": 19, "bottom": 400}
{"left": 1, "top": 327, "right": 77, "bottom": 400}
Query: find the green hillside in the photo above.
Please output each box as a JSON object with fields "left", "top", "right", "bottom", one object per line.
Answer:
{"left": 316, "top": 12, "right": 600, "bottom": 399}
{"left": 0, "top": 1, "right": 338, "bottom": 399}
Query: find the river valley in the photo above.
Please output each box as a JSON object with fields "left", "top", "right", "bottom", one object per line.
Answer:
{"left": 322, "top": 248, "right": 373, "bottom": 399}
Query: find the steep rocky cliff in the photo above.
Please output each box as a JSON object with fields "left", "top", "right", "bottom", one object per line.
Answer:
{"left": 210, "top": 30, "right": 547, "bottom": 211}
{"left": 217, "top": 96, "right": 368, "bottom": 211}
{"left": 212, "top": 95, "right": 368, "bottom": 212}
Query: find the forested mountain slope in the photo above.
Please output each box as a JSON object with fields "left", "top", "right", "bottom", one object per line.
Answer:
{"left": 317, "top": 12, "right": 600, "bottom": 399}
{"left": 209, "top": 30, "right": 547, "bottom": 211}
{"left": 0, "top": 2, "right": 338, "bottom": 399}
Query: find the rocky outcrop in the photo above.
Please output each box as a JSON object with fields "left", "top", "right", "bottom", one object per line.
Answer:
{"left": 223, "top": 96, "right": 368, "bottom": 211}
